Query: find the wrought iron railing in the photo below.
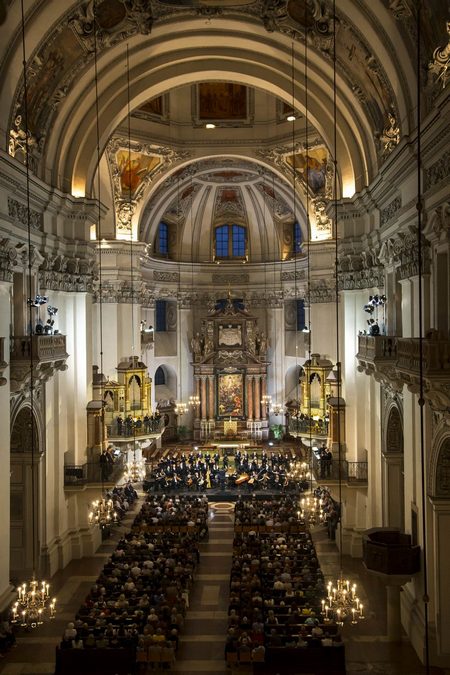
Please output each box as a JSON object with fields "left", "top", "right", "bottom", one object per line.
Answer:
{"left": 312, "top": 456, "right": 368, "bottom": 484}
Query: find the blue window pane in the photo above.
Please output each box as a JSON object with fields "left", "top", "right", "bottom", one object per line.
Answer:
{"left": 232, "top": 224, "right": 246, "bottom": 257}
{"left": 294, "top": 221, "right": 302, "bottom": 253}
{"left": 296, "top": 299, "right": 305, "bottom": 331}
{"left": 158, "top": 222, "right": 168, "bottom": 254}
{"left": 154, "top": 366, "right": 165, "bottom": 385}
{"left": 155, "top": 300, "right": 167, "bottom": 332}
{"left": 216, "top": 225, "right": 229, "bottom": 258}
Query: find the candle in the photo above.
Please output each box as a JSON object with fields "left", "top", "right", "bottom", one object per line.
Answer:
{"left": 359, "top": 603, "right": 363, "bottom": 617}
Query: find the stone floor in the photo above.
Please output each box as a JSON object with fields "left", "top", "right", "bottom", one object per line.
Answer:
{"left": 0, "top": 496, "right": 448, "bottom": 675}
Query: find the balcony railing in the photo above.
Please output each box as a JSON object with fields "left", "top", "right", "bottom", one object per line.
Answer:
{"left": 10, "top": 334, "right": 68, "bottom": 362}
{"left": 64, "top": 454, "right": 125, "bottom": 487}
{"left": 287, "top": 418, "right": 329, "bottom": 437}
{"left": 9, "top": 334, "right": 68, "bottom": 392}
{"left": 357, "top": 334, "right": 450, "bottom": 377}
{"left": 106, "top": 417, "right": 165, "bottom": 439}
{"left": 312, "top": 456, "right": 368, "bottom": 484}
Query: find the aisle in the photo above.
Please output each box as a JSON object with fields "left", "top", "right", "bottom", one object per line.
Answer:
{"left": 0, "top": 494, "right": 143, "bottom": 674}
{"left": 173, "top": 502, "right": 234, "bottom": 674}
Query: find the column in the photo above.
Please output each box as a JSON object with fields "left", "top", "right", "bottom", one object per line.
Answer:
{"left": 0, "top": 285, "right": 12, "bottom": 608}
{"left": 254, "top": 376, "right": 261, "bottom": 421}
{"left": 247, "top": 376, "right": 253, "bottom": 421}
{"left": 387, "top": 584, "right": 402, "bottom": 641}
{"left": 195, "top": 377, "right": 201, "bottom": 420}
{"left": 201, "top": 377, "right": 207, "bottom": 420}
{"left": 261, "top": 375, "right": 267, "bottom": 421}
{"left": 208, "top": 375, "right": 215, "bottom": 420}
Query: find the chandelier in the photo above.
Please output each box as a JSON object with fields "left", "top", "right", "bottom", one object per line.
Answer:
{"left": 88, "top": 497, "right": 118, "bottom": 528}
{"left": 322, "top": 575, "right": 364, "bottom": 625}
{"left": 189, "top": 394, "right": 200, "bottom": 407}
{"left": 124, "top": 458, "right": 146, "bottom": 482}
{"left": 270, "top": 401, "right": 284, "bottom": 416}
{"left": 298, "top": 494, "right": 324, "bottom": 526}
{"left": 11, "top": 579, "right": 56, "bottom": 628}
{"left": 174, "top": 401, "right": 188, "bottom": 416}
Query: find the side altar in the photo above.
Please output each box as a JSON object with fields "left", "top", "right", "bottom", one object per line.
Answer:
{"left": 190, "top": 295, "right": 270, "bottom": 441}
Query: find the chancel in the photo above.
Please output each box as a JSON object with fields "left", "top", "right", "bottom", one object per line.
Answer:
{"left": 0, "top": 0, "right": 449, "bottom": 673}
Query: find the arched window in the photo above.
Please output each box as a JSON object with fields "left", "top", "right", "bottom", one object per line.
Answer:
{"left": 215, "top": 224, "right": 247, "bottom": 259}
{"left": 158, "top": 222, "right": 168, "bottom": 255}
{"left": 154, "top": 366, "right": 165, "bottom": 385}
{"left": 293, "top": 221, "right": 302, "bottom": 254}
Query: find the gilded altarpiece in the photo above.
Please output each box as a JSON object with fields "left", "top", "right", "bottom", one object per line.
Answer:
{"left": 190, "top": 296, "right": 270, "bottom": 440}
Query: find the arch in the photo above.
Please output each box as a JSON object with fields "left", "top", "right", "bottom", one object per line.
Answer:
{"left": 153, "top": 363, "right": 177, "bottom": 403}
{"left": 44, "top": 26, "right": 372, "bottom": 197}
{"left": 382, "top": 401, "right": 405, "bottom": 530}
{"left": 154, "top": 366, "right": 166, "bottom": 386}
{"left": 384, "top": 405, "right": 404, "bottom": 455}
{"left": 10, "top": 402, "right": 44, "bottom": 577}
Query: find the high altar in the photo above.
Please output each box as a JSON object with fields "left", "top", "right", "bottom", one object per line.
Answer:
{"left": 190, "top": 296, "right": 270, "bottom": 440}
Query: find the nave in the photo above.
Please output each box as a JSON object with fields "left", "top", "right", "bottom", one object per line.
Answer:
{"left": 0, "top": 492, "right": 447, "bottom": 675}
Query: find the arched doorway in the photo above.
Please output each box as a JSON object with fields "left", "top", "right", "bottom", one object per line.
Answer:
{"left": 382, "top": 405, "right": 405, "bottom": 530}
{"left": 10, "top": 405, "right": 43, "bottom": 579}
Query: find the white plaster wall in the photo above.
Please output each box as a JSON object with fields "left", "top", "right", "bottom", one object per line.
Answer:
{"left": 0, "top": 285, "right": 12, "bottom": 609}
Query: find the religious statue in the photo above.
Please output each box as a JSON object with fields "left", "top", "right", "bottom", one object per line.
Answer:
{"left": 256, "top": 331, "right": 268, "bottom": 356}
{"left": 190, "top": 332, "right": 204, "bottom": 358}
{"left": 204, "top": 332, "right": 214, "bottom": 355}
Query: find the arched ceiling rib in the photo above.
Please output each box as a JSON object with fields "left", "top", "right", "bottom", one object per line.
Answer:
{"left": 0, "top": 3, "right": 421, "bottom": 197}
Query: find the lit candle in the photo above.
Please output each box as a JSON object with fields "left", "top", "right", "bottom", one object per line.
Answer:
{"left": 359, "top": 603, "right": 363, "bottom": 617}
{"left": 351, "top": 608, "right": 356, "bottom": 623}
{"left": 325, "top": 605, "right": 329, "bottom": 618}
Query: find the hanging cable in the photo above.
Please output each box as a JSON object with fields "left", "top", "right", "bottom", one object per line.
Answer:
{"left": 415, "top": 4, "right": 430, "bottom": 672}
{"left": 126, "top": 43, "right": 136, "bottom": 358}
{"left": 11, "top": 0, "right": 57, "bottom": 627}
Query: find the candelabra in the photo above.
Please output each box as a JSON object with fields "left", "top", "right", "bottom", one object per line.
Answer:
{"left": 189, "top": 394, "right": 200, "bottom": 407}
{"left": 298, "top": 494, "right": 324, "bottom": 526}
{"left": 11, "top": 578, "right": 56, "bottom": 628}
{"left": 124, "top": 458, "right": 146, "bottom": 482}
{"left": 270, "top": 401, "right": 284, "bottom": 416}
{"left": 174, "top": 401, "right": 188, "bottom": 416}
{"left": 321, "top": 576, "right": 364, "bottom": 625}
{"left": 88, "top": 497, "right": 118, "bottom": 528}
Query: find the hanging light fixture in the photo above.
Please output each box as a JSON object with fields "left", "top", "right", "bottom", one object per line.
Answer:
{"left": 88, "top": 2, "right": 119, "bottom": 527}
{"left": 11, "top": 0, "right": 56, "bottom": 629}
{"left": 320, "top": 0, "right": 365, "bottom": 626}
{"left": 122, "top": 42, "right": 146, "bottom": 485}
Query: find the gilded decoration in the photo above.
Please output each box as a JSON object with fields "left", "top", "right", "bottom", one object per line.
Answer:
{"left": 378, "top": 111, "right": 400, "bottom": 158}
{"left": 429, "top": 21, "right": 450, "bottom": 89}
{"left": 106, "top": 137, "right": 186, "bottom": 234}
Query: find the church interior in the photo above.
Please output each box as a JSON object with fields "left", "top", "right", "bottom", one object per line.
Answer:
{"left": 0, "top": 0, "right": 449, "bottom": 673}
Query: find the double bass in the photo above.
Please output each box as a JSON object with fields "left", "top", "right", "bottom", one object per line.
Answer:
{"left": 235, "top": 473, "right": 250, "bottom": 485}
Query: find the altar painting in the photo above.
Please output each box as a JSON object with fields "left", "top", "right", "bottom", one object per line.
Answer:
{"left": 218, "top": 373, "right": 244, "bottom": 417}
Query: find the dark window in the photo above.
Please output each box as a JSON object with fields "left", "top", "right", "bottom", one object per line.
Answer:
{"left": 158, "top": 222, "right": 168, "bottom": 255}
{"left": 154, "top": 366, "right": 165, "bottom": 385}
{"left": 294, "top": 221, "right": 302, "bottom": 254}
{"left": 232, "top": 225, "right": 246, "bottom": 257}
{"left": 155, "top": 300, "right": 167, "bottom": 332}
{"left": 215, "top": 224, "right": 247, "bottom": 259}
{"left": 296, "top": 299, "right": 306, "bottom": 331}
{"left": 215, "top": 225, "right": 229, "bottom": 258}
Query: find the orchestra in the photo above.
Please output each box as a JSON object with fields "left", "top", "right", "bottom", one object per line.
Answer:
{"left": 144, "top": 448, "right": 309, "bottom": 494}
